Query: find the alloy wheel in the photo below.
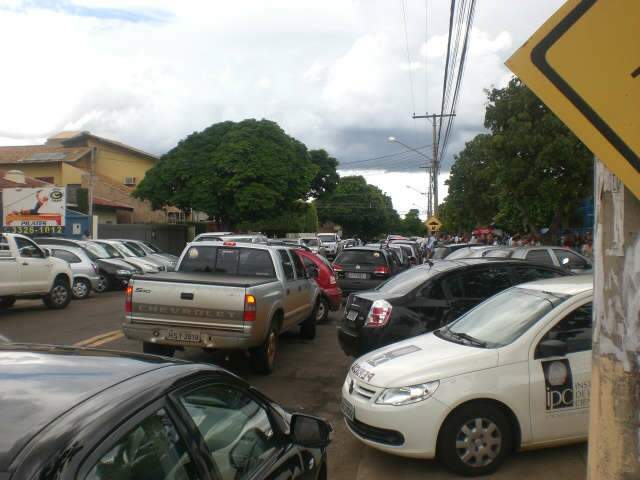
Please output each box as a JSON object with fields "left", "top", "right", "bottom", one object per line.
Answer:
{"left": 51, "top": 285, "right": 69, "bottom": 306}
{"left": 455, "top": 417, "right": 502, "bottom": 468}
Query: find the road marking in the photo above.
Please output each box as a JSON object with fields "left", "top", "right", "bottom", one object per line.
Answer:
{"left": 75, "top": 329, "right": 124, "bottom": 347}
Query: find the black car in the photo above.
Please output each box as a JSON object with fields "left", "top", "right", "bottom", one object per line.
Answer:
{"left": 34, "top": 237, "right": 138, "bottom": 291}
{"left": 0, "top": 344, "right": 331, "bottom": 480}
{"left": 333, "top": 247, "right": 399, "bottom": 295}
{"left": 337, "top": 259, "right": 571, "bottom": 357}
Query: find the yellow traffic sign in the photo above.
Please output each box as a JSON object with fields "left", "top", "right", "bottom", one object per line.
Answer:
{"left": 506, "top": 0, "right": 639, "bottom": 199}
{"left": 426, "top": 216, "right": 442, "bottom": 232}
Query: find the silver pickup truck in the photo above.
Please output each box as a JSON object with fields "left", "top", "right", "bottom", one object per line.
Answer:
{"left": 123, "top": 241, "right": 320, "bottom": 373}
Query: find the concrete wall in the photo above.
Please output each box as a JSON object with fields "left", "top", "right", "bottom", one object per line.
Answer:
{"left": 98, "top": 223, "right": 190, "bottom": 255}
{"left": 8, "top": 163, "right": 63, "bottom": 185}
{"left": 83, "top": 139, "right": 156, "bottom": 187}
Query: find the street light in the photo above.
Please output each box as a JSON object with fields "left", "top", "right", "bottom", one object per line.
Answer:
{"left": 406, "top": 185, "right": 426, "bottom": 195}
{"left": 387, "top": 136, "right": 431, "bottom": 161}
{"left": 389, "top": 135, "right": 433, "bottom": 218}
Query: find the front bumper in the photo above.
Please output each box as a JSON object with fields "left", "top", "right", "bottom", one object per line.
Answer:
{"left": 122, "top": 322, "right": 255, "bottom": 350}
{"left": 341, "top": 376, "right": 447, "bottom": 459}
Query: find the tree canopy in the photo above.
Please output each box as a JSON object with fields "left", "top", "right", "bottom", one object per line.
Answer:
{"left": 134, "top": 119, "right": 317, "bottom": 229}
{"left": 315, "top": 176, "right": 399, "bottom": 240}
{"left": 400, "top": 209, "right": 427, "bottom": 236}
{"left": 439, "top": 77, "right": 592, "bottom": 236}
{"left": 308, "top": 149, "right": 339, "bottom": 198}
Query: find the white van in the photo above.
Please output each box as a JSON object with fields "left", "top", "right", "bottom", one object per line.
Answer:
{"left": 341, "top": 275, "right": 593, "bottom": 476}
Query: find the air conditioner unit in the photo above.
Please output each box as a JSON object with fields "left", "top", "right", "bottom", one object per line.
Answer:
{"left": 124, "top": 176, "right": 137, "bottom": 186}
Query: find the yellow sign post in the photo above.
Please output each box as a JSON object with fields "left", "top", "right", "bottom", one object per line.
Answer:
{"left": 506, "top": 0, "right": 639, "bottom": 199}
{"left": 425, "top": 216, "right": 442, "bottom": 233}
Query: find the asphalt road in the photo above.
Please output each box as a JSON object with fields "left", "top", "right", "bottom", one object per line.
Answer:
{"left": 0, "top": 291, "right": 587, "bottom": 479}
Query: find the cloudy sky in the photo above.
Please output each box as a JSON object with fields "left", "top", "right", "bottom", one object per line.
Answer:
{"left": 0, "top": 0, "right": 564, "bottom": 217}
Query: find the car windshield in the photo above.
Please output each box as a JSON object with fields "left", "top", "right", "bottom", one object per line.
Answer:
{"left": 111, "top": 242, "right": 136, "bottom": 257}
{"left": 375, "top": 266, "right": 436, "bottom": 294}
{"left": 142, "top": 241, "right": 162, "bottom": 253}
{"left": 86, "top": 242, "right": 123, "bottom": 259}
{"left": 124, "top": 242, "right": 147, "bottom": 257}
{"left": 302, "top": 238, "right": 319, "bottom": 247}
{"left": 335, "top": 250, "right": 385, "bottom": 266}
{"left": 317, "top": 234, "right": 336, "bottom": 243}
{"left": 440, "top": 287, "right": 569, "bottom": 348}
{"left": 179, "top": 246, "right": 275, "bottom": 277}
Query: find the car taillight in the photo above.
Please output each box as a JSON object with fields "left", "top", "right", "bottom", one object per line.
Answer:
{"left": 223, "top": 241, "right": 237, "bottom": 246}
{"left": 333, "top": 263, "right": 343, "bottom": 272}
{"left": 329, "top": 274, "right": 337, "bottom": 285}
{"left": 125, "top": 283, "right": 133, "bottom": 314}
{"left": 244, "top": 294, "right": 257, "bottom": 322}
{"left": 365, "top": 300, "right": 392, "bottom": 328}
{"left": 373, "top": 265, "right": 390, "bottom": 276}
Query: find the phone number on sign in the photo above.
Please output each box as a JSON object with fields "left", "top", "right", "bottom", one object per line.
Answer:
{"left": 2, "top": 226, "right": 64, "bottom": 234}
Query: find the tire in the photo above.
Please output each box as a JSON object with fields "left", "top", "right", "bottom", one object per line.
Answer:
{"left": 437, "top": 402, "right": 512, "bottom": 476}
{"left": 72, "top": 278, "right": 91, "bottom": 300}
{"left": 250, "top": 321, "right": 279, "bottom": 375}
{"left": 43, "top": 278, "right": 72, "bottom": 310}
{"left": 0, "top": 297, "right": 16, "bottom": 310}
{"left": 300, "top": 300, "right": 318, "bottom": 339}
{"left": 95, "top": 272, "right": 110, "bottom": 293}
{"left": 142, "top": 342, "right": 175, "bottom": 357}
{"left": 315, "top": 297, "right": 329, "bottom": 323}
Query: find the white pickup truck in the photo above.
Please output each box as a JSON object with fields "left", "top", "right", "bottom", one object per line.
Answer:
{"left": 0, "top": 233, "right": 74, "bottom": 310}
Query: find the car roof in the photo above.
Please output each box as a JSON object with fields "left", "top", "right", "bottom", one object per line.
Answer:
{"left": 0, "top": 345, "right": 187, "bottom": 471}
{"left": 39, "top": 244, "right": 87, "bottom": 256}
{"left": 517, "top": 274, "right": 593, "bottom": 295}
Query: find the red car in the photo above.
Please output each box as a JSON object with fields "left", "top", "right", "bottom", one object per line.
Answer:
{"left": 294, "top": 248, "right": 343, "bottom": 322}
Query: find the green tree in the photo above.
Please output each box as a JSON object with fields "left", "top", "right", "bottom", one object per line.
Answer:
{"left": 401, "top": 209, "right": 427, "bottom": 236}
{"left": 133, "top": 119, "right": 317, "bottom": 229}
{"left": 237, "top": 201, "right": 318, "bottom": 236}
{"left": 308, "top": 149, "right": 339, "bottom": 198}
{"left": 315, "top": 176, "right": 399, "bottom": 240}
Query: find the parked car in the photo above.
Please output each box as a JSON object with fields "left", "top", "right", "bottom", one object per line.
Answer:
{"left": 0, "top": 233, "right": 73, "bottom": 310}
{"left": 341, "top": 275, "right": 593, "bottom": 476}
{"left": 431, "top": 243, "right": 473, "bottom": 260}
{"left": 276, "top": 237, "right": 327, "bottom": 257}
{"left": 107, "top": 239, "right": 169, "bottom": 271}
{"left": 366, "top": 243, "right": 409, "bottom": 271}
{"left": 194, "top": 233, "right": 269, "bottom": 244}
{"left": 333, "top": 247, "right": 399, "bottom": 295}
{"left": 294, "top": 248, "right": 342, "bottom": 323}
{"left": 91, "top": 239, "right": 160, "bottom": 273}
{"left": 114, "top": 239, "right": 178, "bottom": 269}
{"left": 34, "top": 237, "right": 139, "bottom": 292}
{"left": 389, "top": 240, "right": 422, "bottom": 265}
{"left": 41, "top": 245, "right": 100, "bottom": 300}
{"left": 510, "top": 246, "right": 592, "bottom": 273}
{"left": 445, "top": 245, "right": 512, "bottom": 259}
{"left": 338, "top": 258, "right": 571, "bottom": 357}
{"left": 317, "top": 233, "right": 341, "bottom": 258}
{"left": 123, "top": 241, "right": 320, "bottom": 374}
{"left": 0, "top": 344, "right": 332, "bottom": 480}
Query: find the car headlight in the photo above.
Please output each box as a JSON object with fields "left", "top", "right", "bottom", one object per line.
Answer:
{"left": 375, "top": 381, "right": 439, "bottom": 406}
{"left": 116, "top": 269, "right": 132, "bottom": 276}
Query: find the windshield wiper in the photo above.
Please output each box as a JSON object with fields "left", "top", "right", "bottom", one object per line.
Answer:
{"left": 449, "top": 332, "right": 487, "bottom": 348}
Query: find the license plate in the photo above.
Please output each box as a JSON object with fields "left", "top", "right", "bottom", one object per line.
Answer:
{"left": 166, "top": 329, "right": 201, "bottom": 343}
{"left": 341, "top": 398, "right": 355, "bottom": 422}
{"left": 346, "top": 272, "right": 369, "bottom": 279}
{"left": 346, "top": 310, "right": 358, "bottom": 321}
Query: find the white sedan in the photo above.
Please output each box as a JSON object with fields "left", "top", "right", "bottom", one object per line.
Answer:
{"left": 341, "top": 275, "right": 593, "bottom": 476}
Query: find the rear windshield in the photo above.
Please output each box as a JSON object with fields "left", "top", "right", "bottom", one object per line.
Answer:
{"left": 179, "top": 246, "right": 275, "bottom": 277}
{"left": 301, "top": 238, "right": 319, "bottom": 247}
{"left": 317, "top": 234, "right": 336, "bottom": 243}
{"left": 335, "top": 250, "right": 386, "bottom": 266}
{"left": 375, "top": 267, "right": 435, "bottom": 294}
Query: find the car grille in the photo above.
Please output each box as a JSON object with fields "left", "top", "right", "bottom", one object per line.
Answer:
{"left": 351, "top": 379, "right": 379, "bottom": 401}
{"left": 346, "top": 417, "right": 405, "bottom": 446}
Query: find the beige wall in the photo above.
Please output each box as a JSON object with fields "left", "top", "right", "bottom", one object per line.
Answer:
{"left": 95, "top": 208, "right": 118, "bottom": 224}
{"left": 84, "top": 140, "right": 156, "bottom": 187}
{"left": 6, "top": 163, "right": 63, "bottom": 185}
{"left": 61, "top": 162, "right": 85, "bottom": 184}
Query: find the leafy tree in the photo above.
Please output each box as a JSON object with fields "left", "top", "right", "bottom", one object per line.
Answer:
{"left": 237, "top": 201, "right": 318, "bottom": 236}
{"left": 308, "top": 149, "right": 339, "bottom": 198}
{"left": 315, "top": 176, "right": 399, "bottom": 240}
{"left": 133, "top": 119, "right": 317, "bottom": 229}
{"left": 401, "top": 209, "right": 427, "bottom": 236}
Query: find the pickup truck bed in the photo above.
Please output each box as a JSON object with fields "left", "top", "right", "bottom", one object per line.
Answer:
{"left": 131, "top": 272, "right": 277, "bottom": 288}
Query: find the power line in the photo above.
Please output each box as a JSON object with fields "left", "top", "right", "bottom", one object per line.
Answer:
{"left": 338, "top": 144, "right": 431, "bottom": 166}
{"left": 437, "top": 0, "right": 456, "bottom": 151}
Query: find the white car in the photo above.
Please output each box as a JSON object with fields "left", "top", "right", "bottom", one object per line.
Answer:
{"left": 341, "top": 275, "right": 593, "bottom": 476}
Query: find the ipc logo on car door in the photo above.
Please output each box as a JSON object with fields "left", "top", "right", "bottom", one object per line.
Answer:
{"left": 542, "top": 359, "right": 574, "bottom": 410}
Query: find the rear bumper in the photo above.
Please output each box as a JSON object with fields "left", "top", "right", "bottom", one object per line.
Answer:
{"left": 337, "top": 278, "right": 385, "bottom": 295}
{"left": 337, "top": 324, "right": 387, "bottom": 357}
{"left": 323, "top": 286, "right": 343, "bottom": 310}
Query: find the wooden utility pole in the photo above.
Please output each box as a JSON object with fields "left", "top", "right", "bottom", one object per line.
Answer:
{"left": 587, "top": 160, "right": 640, "bottom": 479}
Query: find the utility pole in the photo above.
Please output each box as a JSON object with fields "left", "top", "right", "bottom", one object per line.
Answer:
{"left": 412, "top": 113, "right": 455, "bottom": 215}
{"left": 587, "top": 160, "right": 640, "bottom": 479}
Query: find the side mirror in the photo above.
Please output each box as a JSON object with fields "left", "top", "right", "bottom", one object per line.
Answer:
{"left": 290, "top": 414, "right": 332, "bottom": 449}
{"left": 42, "top": 248, "right": 50, "bottom": 258}
{"left": 561, "top": 257, "right": 571, "bottom": 270}
{"left": 536, "top": 339, "right": 568, "bottom": 359}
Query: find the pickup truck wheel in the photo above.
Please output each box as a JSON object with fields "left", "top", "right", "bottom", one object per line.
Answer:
{"left": 142, "top": 342, "right": 175, "bottom": 357}
{"left": 43, "top": 279, "right": 72, "bottom": 310}
{"left": 315, "top": 297, "right": 329, "bottom": 323}
{"left": 250, "top": 323, "right": 278, "bottom": 375}
{"left": 0, "top": 297, "right": 16, "bottom": 310}
{"left": 300, "top": 301, "right": 318, "bottom": 339}
{"left": 72, "top": 279, "right": 91, "bottom": 300}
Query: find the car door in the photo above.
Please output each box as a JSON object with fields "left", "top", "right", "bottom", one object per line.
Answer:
{"left": 173, "top": 380, "right": 310, "bottom": 480}
{"left": 290, "top": 250, "right": 313, "bottom": 321}
{"left": 14, "top": 236, "right": 50, "bottom": 294}
{"left": 406, "top": 278, "right": 450, "bottom": 332}
{"left": 528, "top": 301, "right": 592, "bottom": 442}
{"left": 0, "top": 235, "right": 19, "bottom": 295}
{"left": 441, "top": 266, "right": 514, "bottom": 324}
{"left": 276, "top": 249, "right": 300, "bottom": 329}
